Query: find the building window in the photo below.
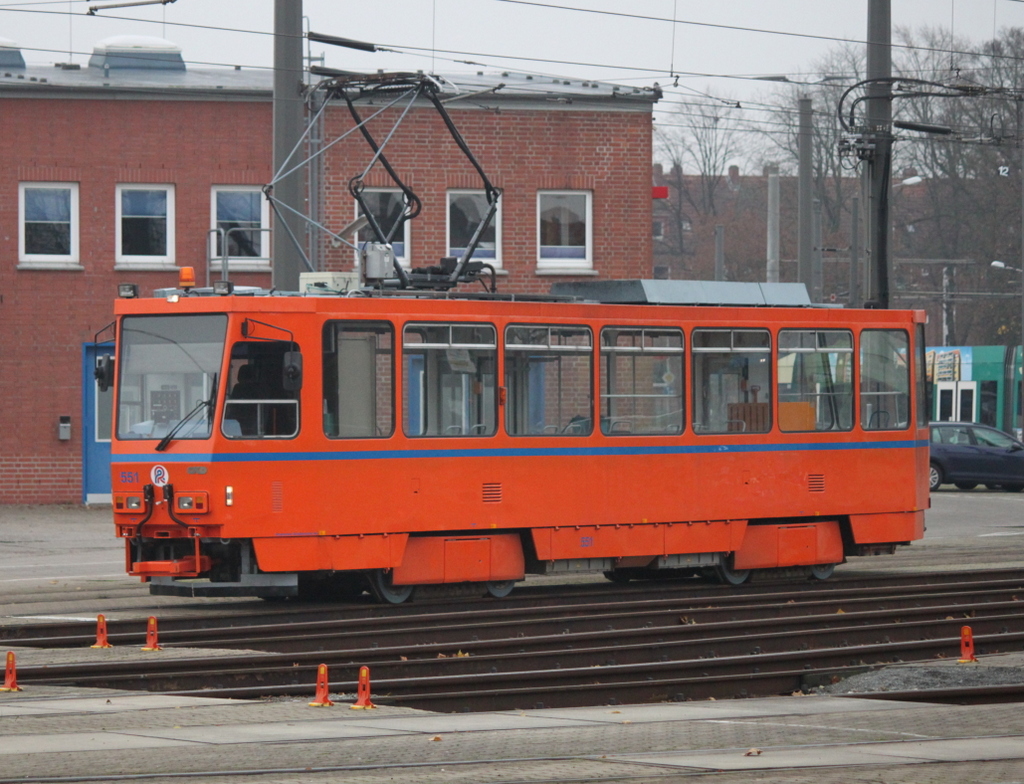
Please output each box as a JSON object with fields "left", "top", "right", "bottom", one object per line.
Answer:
{"left": 19, "top": 182, "right": 79, "bottom": 262}
{"left": 538, "top": 191, "right": 592, "bottom": 269}
{"left": 652, "top": 220, "right": 664, "bottom": 241}
{"left": 116, "top": 184, "right": 174, "bottom": 264}
{"left": 447, "top": 190, "right": 500, "bottom": 267}
{"left": 211, "top": 186, "right": 269, "bottom": 266}
{"left": 355, "top": 188, "right": 409, "bottom": 267}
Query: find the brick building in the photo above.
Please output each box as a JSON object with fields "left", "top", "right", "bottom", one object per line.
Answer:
{"left": 0, "top": 36, "right": 658, "bottom": 504}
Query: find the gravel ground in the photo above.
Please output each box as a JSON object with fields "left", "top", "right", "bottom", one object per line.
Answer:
{"left": 821, "top": 653, "right": 1024, "bottom": 694}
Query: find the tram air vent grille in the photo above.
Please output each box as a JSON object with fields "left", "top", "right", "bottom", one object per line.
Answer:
{"left": 482, "top": 483, "right": 503, "bottom": 503}
{"left": 271, "top": 481, "right": 284, "bottom": 512}
{"left": 808, "top": 474, "right": 826, "bottom": 493}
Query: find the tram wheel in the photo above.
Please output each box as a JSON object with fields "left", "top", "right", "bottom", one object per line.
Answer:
{"left": 1004, "top": 484, "right": 1024, "bottom": 493}
{"left": 714, "top": 559, "right": 751, "bottom": 586}
{"left": 603, "top": 570, "right": 631, "bottom": 584}
{"left": 485, "top": 580, "right": 515, "bottom": 598}
{"left": 367, "top": 570, "right": 415, "bottom": 604}
{"left": 809, "top": 562, "right": 836, "bottom": 580}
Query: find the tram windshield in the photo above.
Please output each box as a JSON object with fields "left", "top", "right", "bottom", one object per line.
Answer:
{"left": 116, "top": 314, "right": 227, "bottom": 441}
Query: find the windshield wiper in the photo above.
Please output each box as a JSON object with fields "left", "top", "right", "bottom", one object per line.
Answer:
{"left": 155, "top": 374, "right": 218, "bottom": 452}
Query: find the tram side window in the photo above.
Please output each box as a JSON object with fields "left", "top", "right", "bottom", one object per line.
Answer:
{"left": 860, "top": 329, "right": 910, "bottom": 431}
{"left": 505, "top": 325, "right": 593, "bottom": 436}
{"left": 692, "top": 329, "right": 771, "bottom": 434}
{"left": 777, "top": 330, "right": 853, "bottom": 432}
{"left": 600, "top": 328, "right": 684, "bottom": 435}
{"left": 223, "top": 341, "right": 300, "bottom": 438}
{"left": 322, "top": 322, "right": 393, "bottom": 438}
{"left": 403, "top": 324, "right": 496, "bottom": 437}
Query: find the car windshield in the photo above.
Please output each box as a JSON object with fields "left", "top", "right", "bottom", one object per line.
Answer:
{"left": 117, "top": 314, "right": 227, "bottom": 440}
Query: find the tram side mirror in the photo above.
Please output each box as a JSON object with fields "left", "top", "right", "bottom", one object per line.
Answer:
{"left": 95, "top": 354, "right": 114, "bottom": 392}
{"left": 282, "top": 351, "right": 303, "bottom": 392}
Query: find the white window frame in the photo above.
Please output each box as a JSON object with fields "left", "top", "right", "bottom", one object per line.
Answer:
{"left": 537, "top": 190, "right": 593, "bottom": 270}
{"left": 446, "top": 189, "right": 502, "bottom": 269}
{"left": 353, "top": 188, "right": 410, "bottom": 269}
{"left": 210, "top": 185, "right": 271, "bottom": 270}
{"left": 18, "top": 182, "right": 79, "bottom": 264}
{"left": 115, "top": 183, "right": 175, "bottom": 267}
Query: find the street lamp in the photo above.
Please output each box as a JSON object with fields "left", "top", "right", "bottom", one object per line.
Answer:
{"left": 991, "top": 260, "right": 1024, "bottom": 438}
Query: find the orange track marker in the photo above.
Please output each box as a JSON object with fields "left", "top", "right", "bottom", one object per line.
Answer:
{"left": 140, "top": 616, "right": 162, "bottom": 651}
{"left": 1, "top": 652, "right": 22, "bottom": 692}
{"left": 958, "top": 625, "right": 978, "bottom": 663}
{"left": 91, "top": 614, "right": 113, "bottom": 649}
{"left": 309, "top": 663, "right": 334, "bottom": 707}
{"left": 350, "top": 665, "right": 376, "bottom": 710}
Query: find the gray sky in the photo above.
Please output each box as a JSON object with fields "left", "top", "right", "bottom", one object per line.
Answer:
{"left": 4, "top": 0, "right": 1024, "bottom": 162}
{"left": 4, "top": 1, "right": 1023, "bottom": 88}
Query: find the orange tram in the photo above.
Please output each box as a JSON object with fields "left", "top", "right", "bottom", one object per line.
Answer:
{"left": 102, "top": 278, "right": 929, "bottom": 603}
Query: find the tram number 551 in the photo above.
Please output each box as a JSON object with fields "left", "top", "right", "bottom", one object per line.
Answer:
{"left": 119, "top": 471, "right": 140, "bottom": 485}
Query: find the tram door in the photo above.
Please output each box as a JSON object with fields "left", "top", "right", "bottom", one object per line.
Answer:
{"left": 934, "top": 381, "right": 977, "bottom": 423}
{"left": 82, "top": 344, "right": 113, "bottom": 504}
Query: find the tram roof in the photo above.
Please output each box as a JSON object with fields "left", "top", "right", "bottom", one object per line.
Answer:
{"left": 148, "top": 279, "right": 815, "bottom": 308}
{"left": 549, "top": 280, "right": 813, "bottom": 307}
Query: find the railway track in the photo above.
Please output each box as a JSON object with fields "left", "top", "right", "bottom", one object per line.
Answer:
{"left": 9, "top": 569, "right": 1024, "bottom": 711}
{"left": 5, "top": 568, "right": 1024, "bottom": 646}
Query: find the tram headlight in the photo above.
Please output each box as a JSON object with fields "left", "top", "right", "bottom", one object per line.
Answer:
{"left": 125, "top": 496, "right": 143, "bottom": 510}
{"left": 177, "top": 496, "right": 194, "bottom": 511}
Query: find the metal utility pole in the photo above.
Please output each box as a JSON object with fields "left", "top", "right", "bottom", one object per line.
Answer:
{"left": 797, "top": 98, "right": 813, "bottom": 292}
{"left": 812, "top": 198, "right": 823, "bottom": 303}
{"left": 849, "top": 196, "right": 861, "bottom": 307}
{"left": 272, "top": 0, "right": 305, "bottom": 291}
{"left": 714, "top": 225, "right": 725, "bottom": 281}
{"left": 865, "top": 0, "right": 893, "bottom": 308}
{"left": 766, "top": 164, "right": 780, "bottom": 283}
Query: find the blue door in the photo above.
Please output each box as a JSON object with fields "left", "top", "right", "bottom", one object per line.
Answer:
{"left": 82, "top": 343, "right": 114, "bottom": 504}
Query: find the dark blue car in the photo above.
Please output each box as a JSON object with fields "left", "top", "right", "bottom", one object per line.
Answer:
{"left": 929, "top": 422, "right": 1024, "bottom": 492}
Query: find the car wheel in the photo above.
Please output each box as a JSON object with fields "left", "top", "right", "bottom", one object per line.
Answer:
{"left": 954, "top": 482, "right": 978, "bottom": 490}
{"left": 986, "top": 484, "right": 1000, "bottom": 490}
{"left": 1003, "top": 484, "right": 1024, "bottom": 493}
{"left": 929, "top": 462, "right": 943, "bottom": 492}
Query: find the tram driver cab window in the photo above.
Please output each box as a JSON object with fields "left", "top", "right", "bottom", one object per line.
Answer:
{"left": 222, "top": 341, "right": 300, "bottom": 438}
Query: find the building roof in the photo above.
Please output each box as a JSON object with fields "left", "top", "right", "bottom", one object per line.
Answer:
{"left": 1, "top": 38, "right": 658, "bottom": 109}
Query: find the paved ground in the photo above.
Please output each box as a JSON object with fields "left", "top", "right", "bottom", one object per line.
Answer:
{"left": 2, "top": 687, "right": 1024, "bottom": 783}
{"left": 0, "top": 491, "right": 1023, "bottom": 782}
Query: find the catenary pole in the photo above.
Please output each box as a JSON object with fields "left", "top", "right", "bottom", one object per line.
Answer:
{"left": 766, "top": 164, "right": 780, "bottom": 283}
{"left": 865, "top": 0, "right": 893, "bottom": 308}
{"left": 273, "top": 0, "right": 305, "bottom": 290}
{"left": 797, "top": 97, "right": 813, "bottom": 292}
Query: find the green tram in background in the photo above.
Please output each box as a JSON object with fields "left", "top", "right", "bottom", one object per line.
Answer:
{"left": 928, "top": 345, "right": 1023, "bottom": 438}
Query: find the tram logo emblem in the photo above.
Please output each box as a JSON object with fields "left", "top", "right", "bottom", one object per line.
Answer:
{"left": 150, "top": 465, "right": 169, "bottom": 487}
